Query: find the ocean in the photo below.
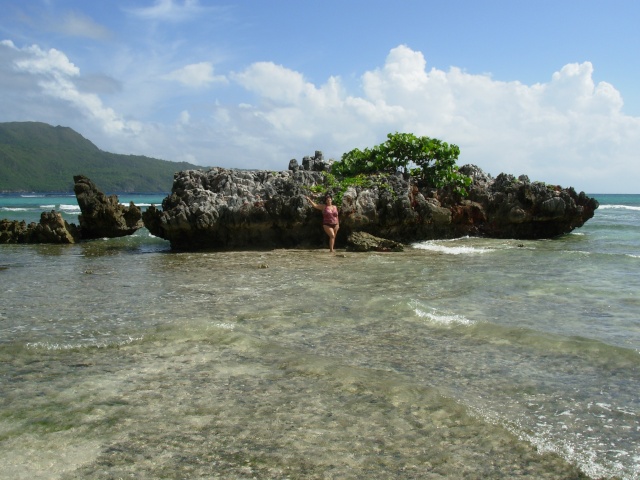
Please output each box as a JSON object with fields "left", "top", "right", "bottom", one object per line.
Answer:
{"left": 0, "top": 192, "right": 638, "bottom": 479}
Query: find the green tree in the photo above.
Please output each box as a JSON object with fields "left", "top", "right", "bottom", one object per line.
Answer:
{"left": 331, "top": 132, "right": 471, "bottom": 195}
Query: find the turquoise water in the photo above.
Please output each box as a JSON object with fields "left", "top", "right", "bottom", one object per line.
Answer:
{"left": 0, "top": 192, "right": 167, "bottom": 225}
{"left": 0, "top": 193, "right": 638, "bottom": 479}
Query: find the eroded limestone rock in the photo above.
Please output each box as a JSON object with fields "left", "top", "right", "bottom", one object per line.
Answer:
{"left": 74, "top": 175, "right": 143, "bottom": 239}
{"left": 142, "top": 164, "right": 598, "bottom": 251}
{"left": 0, "top": 211, "right": 80, "bottom": 244}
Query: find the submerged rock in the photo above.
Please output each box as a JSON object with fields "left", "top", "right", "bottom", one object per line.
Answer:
{"left": 347, "top": 231, "right": 404, "bottom": 252}
{"left": 142, "top": 164, "right": 598, "bottom": 251}
{"left": 73, "top": 175, "right": 143, "bottom": 239}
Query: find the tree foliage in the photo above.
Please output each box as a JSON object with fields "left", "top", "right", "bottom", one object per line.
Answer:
{"left": 332, "top": 132, "right": 471, "bottom": 195}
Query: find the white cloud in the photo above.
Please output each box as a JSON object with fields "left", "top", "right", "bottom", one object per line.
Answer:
{"left": 233, "top": 62, "right": 310, "bottom": 103}
{"left": 1, "top": 41, "right": 140, "bottom": 137}
{"left": 164, "top": 62, "right": 226, "bottom": 88}
{"left": 14, "top": 44, "right": 80, "bottom": 77}
{"left": 223, "top": 45, "right": 640, "bottom": 191}
{"left": 363, "top": 45, "right": 429, "bottom": 100}
{"left": 1, "top": 40, "right": 639, "bottom": 192}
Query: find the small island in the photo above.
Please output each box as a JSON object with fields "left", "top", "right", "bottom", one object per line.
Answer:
{"left": 1, "top": 133, "right": 598, "bottom": 250}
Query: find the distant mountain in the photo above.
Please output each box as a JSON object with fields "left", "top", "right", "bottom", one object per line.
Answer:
{"left": 0, "top": 121, "right": 206, "bottom": 192}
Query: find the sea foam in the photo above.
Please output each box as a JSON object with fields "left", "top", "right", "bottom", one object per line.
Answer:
{"left": 412, "top": 240, "right": 493, "bottom": 255}
{"left": 58, "top": 204, "right": 81, "bottom": 212}
{"left": 599, "top": 204, "right": 640, "bottom": 211}
{"left": 411, "top": 302, "right": 475, "bottom": 326}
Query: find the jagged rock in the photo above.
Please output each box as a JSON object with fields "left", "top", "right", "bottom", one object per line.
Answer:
{"left": 0, "top": 211, "right": 80, "bottom": 244}
{"left": 347, "top": 231, "right": 404, "bottom": 252}
{"left": 142, "top": 164, "right": 598, "bottom": 251}
{"left": 143, "top": 168, "right": 324, "bottom": 250}
{"left": 73, "top": 175, "right": 143, "bottom": 239}
{"left": 33, "top": 211, "right": 80, "bottom": 243}
{"left": 0, "top": 219, "right": 27, "bottom": 243}
{"left": 293, "top": 151, "right": 331, "bottom": 172}
{"left": 462, "top": 171, "right": 599, "bottom": 239}
{"left": 1, "top": 177, "right": 143, "bottom": 244}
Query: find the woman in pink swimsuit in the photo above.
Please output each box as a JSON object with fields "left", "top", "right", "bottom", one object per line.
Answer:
{"left": 306, "top": 194, "right": 339, "bottom": 252}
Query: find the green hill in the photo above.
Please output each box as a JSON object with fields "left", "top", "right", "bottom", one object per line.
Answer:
{"left": 0, "top": 121, "right": 206, "bottom": 192}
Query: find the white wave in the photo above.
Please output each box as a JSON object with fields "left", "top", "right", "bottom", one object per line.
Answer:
{"left": 120, "top": 202, "right": 155, "bottom": 207}
{"left": 412, "top": 240, "right": 494, "bottom": 255}
{"left": 1, "top": 207, "right": 29, "bottom": 211}
{"left": 39, "top": 204, "right": 56, "bottom": 209}
{"left": 20, "top": 194, "right": 44, "bottom": 198}
{"left": 562, "top": 250, "right": 591, "bottom": 255}
{"left": 599, "top": 204, "right": 640, "bottom": 211}
{"left": 412, "top": 304, "right": 475, "bottom": 326}
{"left": 467, "top": 404, "right": 617, "bottom": 480}
{"left": 58, "top": 204, "right": 81, "bottom": 212}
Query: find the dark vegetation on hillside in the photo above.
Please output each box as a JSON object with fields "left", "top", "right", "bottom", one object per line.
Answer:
{"left": 0, "top": 121, "right": 203, "bottom": 192}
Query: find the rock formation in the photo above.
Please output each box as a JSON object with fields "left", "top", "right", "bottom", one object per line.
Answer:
{"left": 0, "top": 211, "right": 80, "bottom": 244}
{"left": 346, "top": 231, "right": 404, "bottom": 252}
{"left": 142, "top": 161, "right": 598, "bottom": 251}
{"left": 73, "top": 175, "right": 143, "bottom": 239}
{"left": 452, "top": 165, "right": 599, "bottom": 239}
{"left": 142, "top": 168, "right": 322, "bottom": 250}
{"left": 1, "top": 161, "right": 599, "bottom": 248}
{"left": 1, "top": 176, "right": 145, "bottom": 244}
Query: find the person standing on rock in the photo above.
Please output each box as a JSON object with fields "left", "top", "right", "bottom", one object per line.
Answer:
{"left": 306, "top": 194, "right": 339, "bottom": 253}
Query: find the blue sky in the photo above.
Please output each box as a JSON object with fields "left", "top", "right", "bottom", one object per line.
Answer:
{"left": 1, "top": 0, "right": 639, "bottom": 193}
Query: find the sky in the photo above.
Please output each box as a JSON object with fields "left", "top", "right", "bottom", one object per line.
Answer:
{"left": 1, "top": 1, "right": 639, "bottom": 193}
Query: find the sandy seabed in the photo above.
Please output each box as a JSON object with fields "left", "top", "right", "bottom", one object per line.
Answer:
{"left": 1, "top": 324, "right": 587, "bottom": 480}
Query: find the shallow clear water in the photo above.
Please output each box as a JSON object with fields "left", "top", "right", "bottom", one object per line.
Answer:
{"left": 0, "top": 193, "right": 638, "bottom": 479}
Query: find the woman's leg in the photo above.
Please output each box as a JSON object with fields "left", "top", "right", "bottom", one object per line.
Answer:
{"left": 323, "top": 225, "right": 337, "bottom": 252}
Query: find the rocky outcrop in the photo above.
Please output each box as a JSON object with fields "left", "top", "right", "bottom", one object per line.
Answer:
{"left": 288, "top": 151, "right": 332, "bottom": 173}
{"left": 142, "top": 168, "right": 323, "bottom": 250}
{"left": 453, "top": 165, "right": 599, "bottom": 239}
{"left": 0, "top": 211, "right": 80, "bottom": 244}
{"left": 142, "top": 162, "right": 598, "bottom": 251}
{"left": 347, "top": 231, "right": 404, "bottom": 252}
{"left": 73, "top": 175, "right": 143, "bottom": 239}
{"left": 3, "top": 163, "right": 597, "bottom": 248}
{"left": 1, "top": 177, "right": 144, "bottom": 244}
